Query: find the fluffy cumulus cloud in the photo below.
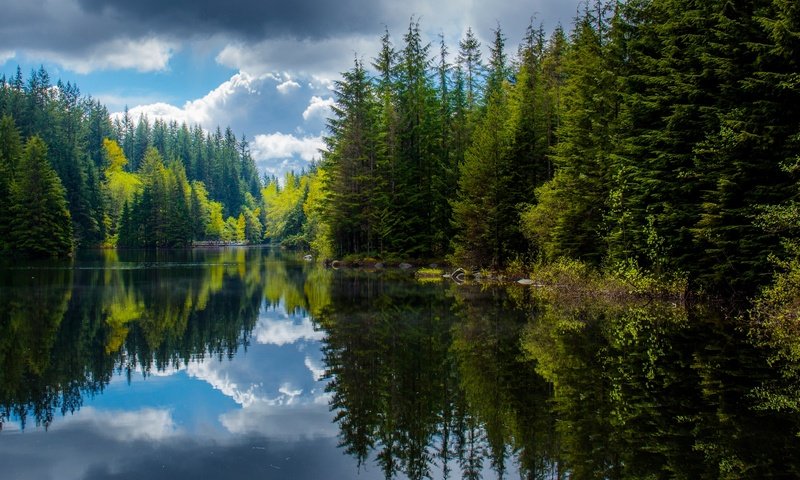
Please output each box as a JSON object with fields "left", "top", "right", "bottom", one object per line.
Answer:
{"left": 112, "top": 71, "right": 266, "bottom": 127}
{"left": 252, "top": 313, "right": 326, "bottom": 346}
{"left": 186, "top": 360, "right": 261, "bottom": 407}
{"left": 0, "top": 50, "right": 14, "bottom": 64}
{"left": 53, "top": 407, "right": 180, "bottom": 442}
{"left": 106, "top": 69, "right": 327, "bottom": 177}
{"left": 276, "top": 79, "right": 301, "bottom": 94}
{"left": 304, "top": 356, "right": 326, "bottom": 382}
{"left": 220, "top": 400, "right": 337, "bottom": 439}
{"left": 251, "top": 133, "right": 325, "bottom": 174}
{"left": 302, "top": 96, "right": 334, "bottom": 121}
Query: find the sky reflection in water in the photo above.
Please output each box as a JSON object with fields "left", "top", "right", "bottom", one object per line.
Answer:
{"left": 1, "top": 306, "right": 351, "bottom": 480}
{"left": 0, "top": 249, "right": 387, "bottom": 480}
{"left": 3, "top": 248, "right": 800, "bottom": 479}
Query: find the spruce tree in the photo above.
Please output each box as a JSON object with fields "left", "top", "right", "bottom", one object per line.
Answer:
{"left": 0, "top": 115, "right": 22, "bottom": 251}
{"left": 323, "top": 58, "right": 384, "bottom": 255}
{"left": 394, "top": 19, "right": 440, "bottom": 255}
{"left": 522, "top": 3, "right": 620, "bottom": 264}
{"left": 690, "top": 0, "right": 800, "bottom": 290}
{"left": 451, "top": 28, "right": 516, "bottom": 268}
{"left": 9, "top": 136, "right": 73, "bottom": 256}
{"left": 458, "top": 27, "right": 484, "bottom": 111}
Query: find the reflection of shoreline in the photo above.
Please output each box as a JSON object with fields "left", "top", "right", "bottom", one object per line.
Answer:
{"left": 0, "top": 247, "right": 316, "bottom": 430}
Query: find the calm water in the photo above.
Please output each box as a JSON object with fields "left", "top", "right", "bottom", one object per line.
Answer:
{"left": 0, "top": 248, "right": 798, "bottom": 479}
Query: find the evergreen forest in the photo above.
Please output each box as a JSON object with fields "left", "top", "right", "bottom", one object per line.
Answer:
{"left": 1, "top": 0, "right": 799, "bottom": 296}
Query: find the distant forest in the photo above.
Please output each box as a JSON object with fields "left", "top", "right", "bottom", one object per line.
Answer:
{"left": 0, "top": 0, "right": 798, "bottom": 295}
{"left": 0, "top": 66, "right": 266, "bottom": 253}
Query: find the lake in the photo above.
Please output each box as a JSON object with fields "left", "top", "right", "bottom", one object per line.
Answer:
{"left": 1, "top": 247, "right": 798, "bottom": 479}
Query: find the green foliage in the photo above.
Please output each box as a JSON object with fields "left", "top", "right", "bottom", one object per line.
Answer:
{"left": 0, "top": 115, "right": 23, "bottom": 252}
{"left": 9, "top": 136, "right": 73, "bottom": 256}
{"left": 0, "top": 66, "right": 261, "bottom": 251}
{"left": 118, "top": 148, "right": 193, "bottom": 248}
{"left": 2, "top": 2, "right": 799, "bottom": 294}
{"left": 451, "top": 78, "right": 514, "bottom": 267}
{"left": 262, "top": 172, "right": 311, "bottom": 247}
{"left": 101, "top": 138, "right": 142, "bottom": 245}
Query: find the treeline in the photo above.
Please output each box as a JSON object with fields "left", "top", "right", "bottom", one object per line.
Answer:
{"left": 0, "top": 66, "right": 263, "bottom": 251}
{"left": 0, "top": 248, "right": 266, "bottom": 429}
{"left": 314, "top": 0, "right": 800, "bottom": 292}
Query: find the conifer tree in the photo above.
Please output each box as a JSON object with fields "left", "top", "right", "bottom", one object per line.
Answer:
{"left": 458, "top": 27, "right": 484, "bottom": 111}
{"left": 394, "top": 19, "right": 441, "bottom": 255}
{"left": 0, "top": 115, "right": 22, "bottom": 251}
{"left": 9, "top": 136, "right": 73, "bottom": 256}
{"left": 323, "top": 58, "right": 384, "bottom": 255}
{"left": 522, "top": 3, "right": 619, "bottom": 264}
{"left": 451, "top": 27, "right": 517, "bottom": 267}
{"left": 690, "top": 0, "right": 800, "bottom": 290}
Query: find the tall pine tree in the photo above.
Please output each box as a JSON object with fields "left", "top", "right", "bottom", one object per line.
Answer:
{"left": 9, "top": 136, "right": 73, "bottom": 256}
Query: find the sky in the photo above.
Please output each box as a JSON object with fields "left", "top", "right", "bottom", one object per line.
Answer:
{"left": 0, "top": 0, "right": 581, "bottom": 177}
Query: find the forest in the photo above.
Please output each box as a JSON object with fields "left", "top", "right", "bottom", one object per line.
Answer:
{"left": 317, "top": 0, "right": 800, "bottom": 295}
{"left": 0, "top": 0, "right": 798, "bottom": 296}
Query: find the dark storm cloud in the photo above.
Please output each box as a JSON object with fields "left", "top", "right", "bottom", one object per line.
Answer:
{"left": 76, "top": 0, "right": 385, "bottom": 40}
{"left": 0, "top": 0, "right": 581, "bottom": 75}
{"left": 0, "top": 1, "right": 120, "bottom": 52}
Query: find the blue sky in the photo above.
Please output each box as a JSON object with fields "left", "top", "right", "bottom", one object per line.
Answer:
{"left": 0, "top": 303, "right": 346, "bottom": 479}
{"left": 0, "top": 0, "right": 581, "bottom": 177}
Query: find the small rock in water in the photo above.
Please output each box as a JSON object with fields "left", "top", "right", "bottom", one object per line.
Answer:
{"left": 303, "top": 254, "right": 313, "bottom": 262}
{"left": 517, "top": 278, "right": 534, "bottom": 285}
{"left": 374, "top": 262, "right": 384, "bottom": 269}
{"left": 399, "top": 262, "right": 413, "bottom": 270}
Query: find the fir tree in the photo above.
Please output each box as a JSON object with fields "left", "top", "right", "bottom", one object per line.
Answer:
{"left": 9, "top": 136, "right": 73, "bottom": 256}
{"left": 323, "top": 58, "right": 384, "bottom": 255}
{"left": 451, "top": 29, "right": 517, "bottom": 268}
{"left": 0, "top": 115, "right": 23, "bottom": 251}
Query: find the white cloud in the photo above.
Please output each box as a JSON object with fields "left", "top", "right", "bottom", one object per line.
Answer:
{"left": 302, "top": 96, "right": 334, "bottom": 121}
{"left": 252, "top": 314, "right": 326, "bottom": 346}
{"left": 186, "top": 360, "right": 261, "bottom": 408}
{"left": 219, "top": 400, "right": 336, "bottom": 439}
{"left": 0, "top": 50, "right": 14, "bottom": 64}
{"left": 215, "top": 35, "right": 376, "bottom": 81}
{"left": 54, "top": 407, "right": 179, "bottom": 442}
{"left": 276, "top": 79, "right": 300, "bottom": 94}
{"left": 278, "top": 383, "right": 303, "bottom": 401}
{"left": 251, "top": 132, "right": 325, "bottom": 164}
{"left": 304, "top": 356, "right": 326, "bottom": 381}
{"left": 111, "top": 71, "right": 269, "bottom": 128}
{"left": 308, "top": 75, "right": 336, "bottom": 92}
{"left": 92, "top": 92, "right": 169, "bottom": 113}
{"left": 35, "top": 37, "right": 176, "bottom": 74}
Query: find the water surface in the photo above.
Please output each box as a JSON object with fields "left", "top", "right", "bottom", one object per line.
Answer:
{"left": 0, "top": 248, "right": 798, "bottom": 479}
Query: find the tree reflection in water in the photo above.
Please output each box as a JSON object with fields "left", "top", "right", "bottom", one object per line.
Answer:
{"left": 2, "top": 252, "right": 800, "bottom": 479}
{"left": 321, "top": 279, "right": 800, "bottom": 479}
